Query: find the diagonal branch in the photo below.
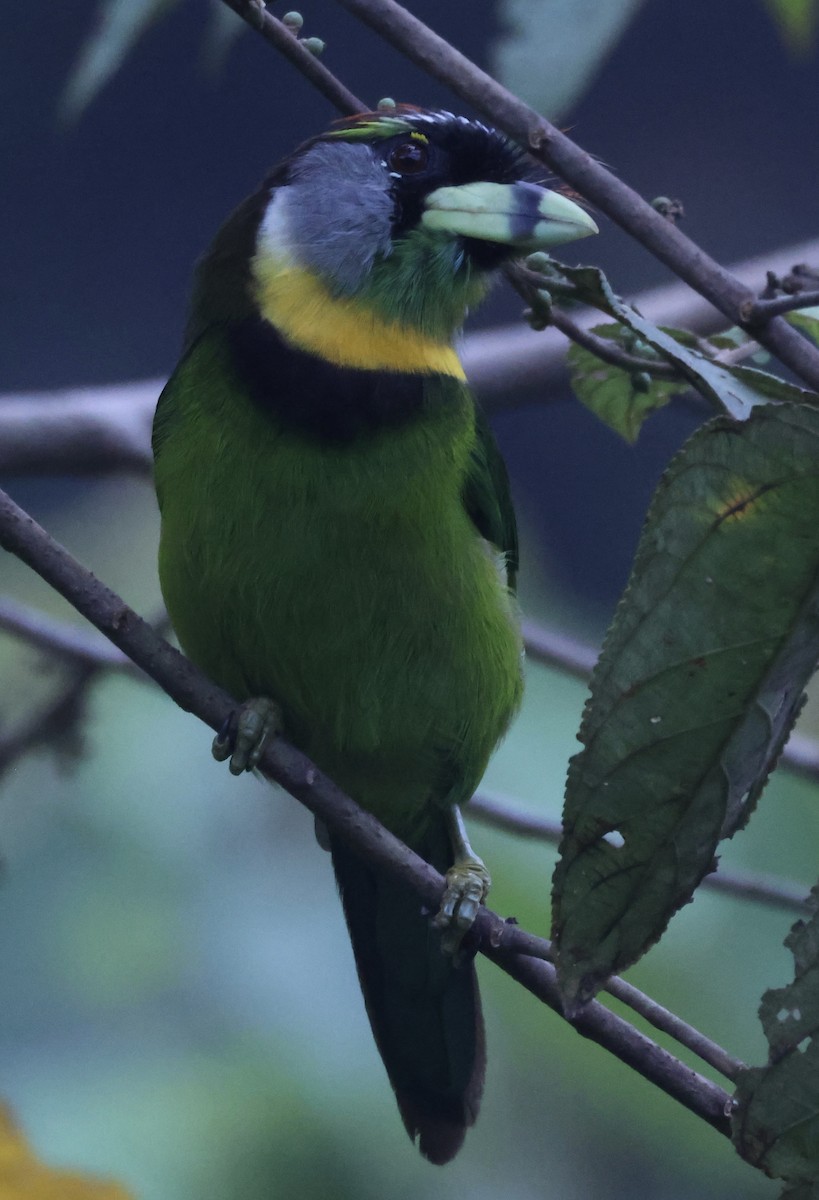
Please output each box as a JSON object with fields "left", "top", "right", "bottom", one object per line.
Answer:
{"left": 0, "top": 483, "right": 732, "bottom": 1134}
{"left": 1, "top": 593, "right": 809, "bottom": 917}
{"left": 471, "top": 792, "right": 811, "bottom": 916}
{"left": 220, "top": 0, "right": 363, "bottom": 113}
{"left": 318, "top": 0, "right": 819, "bottom": 391}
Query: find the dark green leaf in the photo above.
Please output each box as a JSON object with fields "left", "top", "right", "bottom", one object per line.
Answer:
{"left": 734, "top": 887, "right": 819, "bottom": 1185}
{"left": 567, "top": 327, "right": 686, "bottom": 442}
{"left": 559, "top": 265, "right": 819, "bottom": 420}
{"left": 553, "top": 404, "right": 819, "bottom": 1012}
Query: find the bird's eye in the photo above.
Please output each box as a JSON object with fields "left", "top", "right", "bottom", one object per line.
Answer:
{"left": 387, "top": 140, "right": 430, "bottom": 175}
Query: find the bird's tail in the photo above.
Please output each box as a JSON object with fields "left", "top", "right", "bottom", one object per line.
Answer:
{"left": 330, "top": 815, "right": 485, "bottom": 1165}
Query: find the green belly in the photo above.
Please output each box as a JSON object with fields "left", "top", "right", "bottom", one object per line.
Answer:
{"left": 155, "top": 346, "right": 522, "bottom": 836}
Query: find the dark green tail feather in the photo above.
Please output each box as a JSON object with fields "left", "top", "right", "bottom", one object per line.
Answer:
{"left": 330, "top": 819, "right": 485, "bottom": 1165}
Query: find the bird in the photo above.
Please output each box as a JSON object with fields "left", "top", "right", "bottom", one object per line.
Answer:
{"left": 152, "top": 106, "right": 597, "bottom": 1164}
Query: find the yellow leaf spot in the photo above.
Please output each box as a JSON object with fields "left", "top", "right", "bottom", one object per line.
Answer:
{"left": 711, "top": 478, "right": 774, "bottom": 526}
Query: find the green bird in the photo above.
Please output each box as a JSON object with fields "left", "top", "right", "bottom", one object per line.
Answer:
{"left": 153, "top": 107, "right": 597, "bottom": 1163}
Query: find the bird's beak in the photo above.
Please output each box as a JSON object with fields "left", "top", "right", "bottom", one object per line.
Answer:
{"left": 421, "top": 180, "right": 598, "bottom": 249}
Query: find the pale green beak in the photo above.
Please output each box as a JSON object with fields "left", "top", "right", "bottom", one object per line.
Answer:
{"left": 421, "top": 180, "right": 598, "bottom": 249}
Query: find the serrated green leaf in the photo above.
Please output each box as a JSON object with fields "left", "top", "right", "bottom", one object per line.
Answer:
{"left": 762, "top": 0, "right": 818, "bottom": 53}
{"left": 557, "top": 264, "right": 819, "bottom": 420}
{"left": 62, "top": 0, "right": 178, "bottom": 119}
{"left": 567, "top": 325, "right": 687, "bottom": 441}
{"left": 552, "top": 404, "right": 819, "bottom": 1012}
{"left": 491, "top": 0, "right": 646, "bottom": 119}
{"left": 734, "top": 888, "right": 819, "bottom": 1184}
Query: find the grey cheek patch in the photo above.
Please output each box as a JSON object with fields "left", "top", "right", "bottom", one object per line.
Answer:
{"left": 285, "top": 141, "right": 394, "bottom": 294}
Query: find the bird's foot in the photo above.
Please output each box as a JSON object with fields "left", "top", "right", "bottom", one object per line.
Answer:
{"left": 212, "top": 697, "right": 282, "bottom": 775}
{"left": 433, "top": 854, "right": 491, "bottom": 960}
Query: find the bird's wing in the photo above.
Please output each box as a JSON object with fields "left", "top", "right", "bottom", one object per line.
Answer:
{"left": 462, "top": 404, "right": 519, "bottom": 591}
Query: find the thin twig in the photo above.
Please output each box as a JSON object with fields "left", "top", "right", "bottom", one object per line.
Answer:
{"left": 0, "top": 596, "right": 143, "bottom": 676}
{"left": 327, "top": 0, "right": 819, "bottom": 392}
{"left": 603, "top": 975, "right": 744, "bottom": 1081}
{"left": 522, "top": 617, "right": 599, "bottom": 677}
{"left": 0, "top": 663, "right": 96, "bottom": 779}
{"left": 548, "top": 308, "right": 677, "bottom": 377}
{"left": 0, "top": 484, "right": 732, "bottom": 1134}
{"left": 221, "top": 0, "right": 363, "bottom": 114}
{"left": 743, "top": 289, "right": 819, "bottom": 323}
{"left": 466, "top": 235, "right": 819, "bottom": 405}
{"left": 470, "top": 792, "right": 811, "bottom": 916}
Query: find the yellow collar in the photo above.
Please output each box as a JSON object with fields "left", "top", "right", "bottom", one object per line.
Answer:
{"left": 252, "top": 260, "right": 465, "bottom": 380}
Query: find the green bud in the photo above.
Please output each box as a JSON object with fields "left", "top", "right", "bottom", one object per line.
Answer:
{"left": 525, "top": 251, "right": 554, "bottom": 274}
{"left": 301, "top": 36, "right": 325, "bottom": 55}
{"left": 631, "top": 372, "right": 652, "bottom": 393}
{"left": 282, "top": 10, "right": 303, "bottom": 31}
{"left": 525, "top": 307, "right": 549, "bottom": 332}
{"left": 651, "top": 196, "right": 684, "bottom": 222}
{"left": 377, "top": 97, "right": 397, "bottom": 112}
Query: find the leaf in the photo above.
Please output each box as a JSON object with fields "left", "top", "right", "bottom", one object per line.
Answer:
{"left": 491, "top": 0, "right": 646, "bottom": 119}
{"left": 62, "top": 0, "right": 179, "bottom": 119}
{"left": 552, "top": 404, "right": 819, "bottom": 1012}
{"left": 558, "top": 264, "right": 819, "bottom": 421}
{"left": 201, "top": 0, "right": 246, "bottom": 73}
{"left": 788, "top": 309, "right": 819, "bottom": 349}
{"left": 0, "top": 1103, "right": 134, "bottom": 1198}
{"left": 761, "top": 0, "right": 818, "bottom": 53}
{"left": 567, "top": 324, "right": 688, "bottom": 441}
{"left": 733, "top": 886, "right": 819, "bottom": 1186}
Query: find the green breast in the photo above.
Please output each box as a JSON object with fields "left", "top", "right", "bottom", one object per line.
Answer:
{"left": 154, "top": 333, "right": 522, "bottom": 836}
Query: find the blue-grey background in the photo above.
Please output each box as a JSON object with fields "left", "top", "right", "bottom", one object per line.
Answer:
{"left": 1, "top": 1, "right": 818, "bottom": 1196}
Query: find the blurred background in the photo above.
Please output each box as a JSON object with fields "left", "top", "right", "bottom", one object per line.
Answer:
{"left": 2, "top": 0, "right": 819, "bottom": 1196}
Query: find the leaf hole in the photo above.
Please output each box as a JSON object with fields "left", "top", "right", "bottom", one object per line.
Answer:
{"left": 602, "top": 829, "right": 625, "bottom": 849}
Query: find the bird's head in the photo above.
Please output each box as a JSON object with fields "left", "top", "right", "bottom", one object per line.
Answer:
{"left": 192, "top": 108, "right": 598, "bottom": 357}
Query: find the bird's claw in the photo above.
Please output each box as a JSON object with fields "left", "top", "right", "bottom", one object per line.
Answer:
{"left": 433, "top": 857, "right": 491, "bottom": 960}
{"left": 212, "top": 697, "right": 282, "bottom": 775}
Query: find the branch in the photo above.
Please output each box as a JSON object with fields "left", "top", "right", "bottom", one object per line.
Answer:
{"left": 466, "top": 236, "right": 819, "bottom": 406}
{"left": 0, "top": 661, "right": 96, "bottom": 779}
{"left": 220, "top": 0, "right": 363, "bottom": 114}
{"left": 0, "top": 381, "right": 159, "bottom": 476}
{"left": 471, "top": 793, "right": 811, "bottom": 916}
{"left": 743, "top": 289, "right": 819, "bottom": 323}
{"left": 0, "top": 601, "right": 747, "bottom": 1079}
{"left": 4, "top": 237, "right": 819, "bottom": 476}
{"left": 326, "top": 0, "right": 819, "bottom": 391}
{"left": 0, "top": 483, "right": 732, "bottom": 1134}
{"left": 2, "top": 592, "right": 808, "bottom": 924}
{"left": 0, "top": 596, "right": 144, "bottom": 676}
